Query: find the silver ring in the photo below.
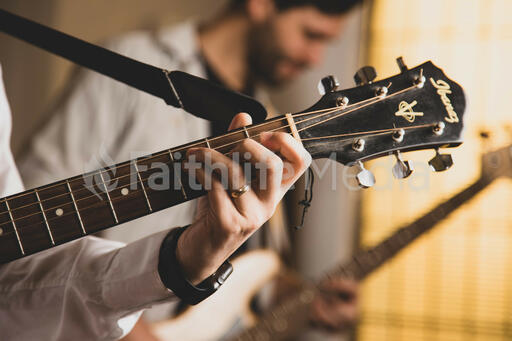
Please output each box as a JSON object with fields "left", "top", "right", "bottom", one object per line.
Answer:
{"left": 230, "top": 184, "right": 250, "bottom": 198}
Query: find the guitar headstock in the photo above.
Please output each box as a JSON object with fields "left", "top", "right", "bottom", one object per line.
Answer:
{"left": 481, "top": 144, "right": 512, "bottom": 180}
{"left": 294, "top": 59, "right": 466, "bottom": 187}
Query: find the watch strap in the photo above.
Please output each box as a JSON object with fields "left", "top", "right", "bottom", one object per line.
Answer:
{"left": 158, "top": 225, "right": 233, "bottom": 305}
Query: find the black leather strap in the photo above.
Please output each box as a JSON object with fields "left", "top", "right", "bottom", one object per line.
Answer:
{"left": 158, "top": 226, "right": 233, "bottom": 305}
{"left": 0, "top": 9, "right": 268, "bottom": 124}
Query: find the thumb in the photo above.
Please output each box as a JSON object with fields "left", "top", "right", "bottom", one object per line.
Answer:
{"left": 228, "top": 112, "right": 253, "bottom": 131}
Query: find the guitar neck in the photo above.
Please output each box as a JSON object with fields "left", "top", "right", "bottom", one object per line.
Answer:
{"left": 0, "top": 116, "right": 292, "bottom": 264}
{"left": 333, "top": 175, "right": 493, "bottom": 280}
{"left": 235, "top": 175, "right": 494, "bottom": 341}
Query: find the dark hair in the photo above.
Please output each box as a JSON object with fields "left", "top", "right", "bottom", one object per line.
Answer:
{"left": 231, "top": 0, "right": 363, "bottom": 15}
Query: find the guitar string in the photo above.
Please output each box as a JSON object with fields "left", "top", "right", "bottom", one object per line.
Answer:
{"left": 0, "top": 86, "right": 421, "bottom": 226}
{"left": 0, "top": 102, "right": 381, "bottom": 220}
{"left": 295, "top": 84, "right": 417, "bottom": 134}
{"left": 0, "top": 99, "right": 362, "bottom": 215}
{"left": 0, "top": 81, "right": 416, "bottom": 209}
{"left": 0, "top": 106, "right": 340, "bottom": 207}
{"left": 300, "top": 123, "right": 435, "bottom": 141}
{"left": 0, "top": 81, "right": 406, "bottom": 207}
{"left": 0, "top": 84, "right": 420, "bottom": 224}
{"left": 0, "top": 123, "right": 436, "bottom": 236}
{"left": 0, "top": 117, "right": 331, "bottom": 221}
{"left": 153, "top": 83, "right": 418, "bottom": 154}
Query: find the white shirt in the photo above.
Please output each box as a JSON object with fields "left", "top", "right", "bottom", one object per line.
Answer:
{"left": 0, "top": 65, "right": 177, "bottom": 340}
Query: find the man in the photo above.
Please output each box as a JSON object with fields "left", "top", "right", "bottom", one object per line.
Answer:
{"left": 18, "top": 0, "right": 361, "bottom": 335}
{"left": 1, "top": 61, "right": 310, "bottom": 340}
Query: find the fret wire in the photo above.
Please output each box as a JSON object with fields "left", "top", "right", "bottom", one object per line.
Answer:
{"left": 66, "top": 180, "right": 86, "bottom": 235}
{"left": 133, "top": 161, "right": 153, "bottom": 212}
{"left": 34, "top": 189, "right": 55, "bottom": 245}
{"left": 5, "top": 199, "right": 25, "bottom": 255}
{"left": 204, "top": 138, "right": 211, "bottom": 149}
{"left": 1, "top": 186, "right": 148, "bottom": 239}
{"left": 168, "top": 150, "right": 188, "bottom": 200}
{"left": 98, "top": 171, "right": 119, "bottom": 224}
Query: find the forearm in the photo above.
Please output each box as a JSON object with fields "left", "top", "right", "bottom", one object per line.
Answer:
{"left": 0, "top": 230, "right": 176, "bottom": 340}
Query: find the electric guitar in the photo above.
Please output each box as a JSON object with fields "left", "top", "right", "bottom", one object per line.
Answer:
{"left": 151, "top": 143, "right": 512, "bottom": 341}
{"left": 0, "top": 60, "right": 465, "bottom": 265}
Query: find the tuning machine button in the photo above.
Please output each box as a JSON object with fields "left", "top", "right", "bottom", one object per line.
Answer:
{"left": 354, "top": 66, "right": 377, "bottom": 86}
{"left": 428, "top": 149, "right": 453, "bottom": 172}
{"left": 392, "top": 128, "right": 405, "bottom": 143}
{"left": 352, "top": 139, "right": 365, "bottom": 152}
{"left": 396, "top": 56, "right": 408, "bottom": 72}
{"left": 318, "top": 75, "right": 340, "bottom": 95}
{"left": 414, "top": 68, "right": 426, "bottom": 88}
{"left": 355, "top": 161, "right": 376, "bottom": 188}
{"left": 375, "top": 84, "right": 390, "bottom": 98}
{"left": 433, "top": 122, "right": 446, "bottom": 136}
{"left": 392, "top": 151, "right": 414, "bottom": 179}
{"left": 336, "top": 96, "right": 349, "bottom": 108}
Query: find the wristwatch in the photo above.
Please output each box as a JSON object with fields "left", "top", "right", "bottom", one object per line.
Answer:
{"left": 158, "top": 225, "right": 233, "bottom": 305}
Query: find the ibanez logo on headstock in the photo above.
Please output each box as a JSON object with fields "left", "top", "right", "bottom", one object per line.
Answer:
{"left": 430, "top": 78, "right": 460, "bottom": 123}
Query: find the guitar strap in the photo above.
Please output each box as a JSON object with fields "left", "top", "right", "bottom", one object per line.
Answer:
{"left": 0, "top": 9, "right": 267, "bottom": 124}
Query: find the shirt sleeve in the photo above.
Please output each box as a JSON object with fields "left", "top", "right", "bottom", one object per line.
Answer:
{"left": 0, "top": 230, "right": 176, "bottom": 341}
{"left": 0, "top": 65, "right": 177, "bottom": 340}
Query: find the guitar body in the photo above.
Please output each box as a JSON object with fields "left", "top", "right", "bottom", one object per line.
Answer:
{"left": 151, "top": 250, "right": 281, "bottom": 341}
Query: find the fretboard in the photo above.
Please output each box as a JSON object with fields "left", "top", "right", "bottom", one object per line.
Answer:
{"left": 0, "top": 116, "right": 291, "bottom": 264}
{"left": 234, "top": 175, "right": 494, "bottom": 341}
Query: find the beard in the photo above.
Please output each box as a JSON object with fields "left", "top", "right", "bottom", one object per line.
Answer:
{"left": 246, "top": 20, "right": 307, "bottom": 87}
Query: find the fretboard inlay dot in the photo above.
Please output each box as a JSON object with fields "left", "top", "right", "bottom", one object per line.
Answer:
{"left": 121, "top": 188, "right": 129, "bottom": 196}
{"left": 0, "top": 227, "right": 3, "bottom": 235}
{"left": 55, "top": 208, "right": 64, "bottom": 217}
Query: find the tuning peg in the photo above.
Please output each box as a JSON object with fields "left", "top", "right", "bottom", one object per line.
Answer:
{"left": 396, "top": 56, "right": 408, "bottom": 72}
{"left": 354, "top": 66, "right": 377, "bottom": 85}
{"left": 392, "top": 151, "right": 414, "bottom": 179}
{"left": 318, "top": 75, "right": 340, "bottom": 95}
{"left": 414, "top": 68, "right": 426, "bottom": 88}
{"left": 355, "top": 161, "right": 376, "bottom": 188}
{"left": 428, "top": 149, "right": 453, "bottom": 172}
